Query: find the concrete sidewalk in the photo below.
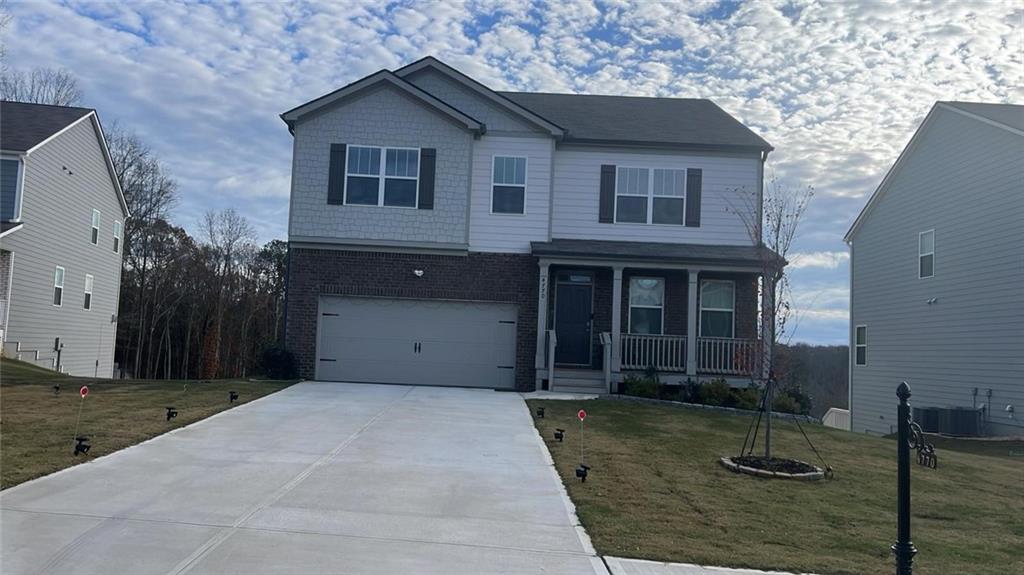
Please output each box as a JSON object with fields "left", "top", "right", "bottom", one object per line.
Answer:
{"left": 1, "top": 382, "right": 606, "bottom": 574}
{"left": 605, "top": 557, "right": 813, "bottom": 575}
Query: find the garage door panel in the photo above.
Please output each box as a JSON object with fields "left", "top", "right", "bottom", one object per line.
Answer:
{"left": 317, "top": 297, "right": 517, "bottom": 389}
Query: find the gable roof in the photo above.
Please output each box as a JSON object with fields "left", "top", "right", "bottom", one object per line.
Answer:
{"left": 280, "top": 70, "right": 484, "bottom": 134}
{"left": 1, "top": 101, "right": 93, "bottom": 152}
{"left": 501, "top": 92, "right": 772, "bottom": 152}
{"left": 394, "top": 56, "right": 566, "bottom": 137}
{"left": 844, "top": 101, "right": 1022, "bottom": 242}
{"left": 0, "top": 100, "right": 130, "bottom": 218}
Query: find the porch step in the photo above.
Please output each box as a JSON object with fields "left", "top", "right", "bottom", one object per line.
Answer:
{"left": 551, "top": 376, "right": 607, "bottom": 395}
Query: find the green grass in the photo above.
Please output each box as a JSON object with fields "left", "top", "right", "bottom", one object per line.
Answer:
{"left": 0, "top": 358, "right": 296, "bottom": 489}
{"left": 529, "top": 398, "right": 1024, "bottom": 575}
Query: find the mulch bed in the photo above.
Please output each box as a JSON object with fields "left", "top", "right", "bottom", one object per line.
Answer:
{"left": 731, "top": 455, "right": 819, "bottom": 474}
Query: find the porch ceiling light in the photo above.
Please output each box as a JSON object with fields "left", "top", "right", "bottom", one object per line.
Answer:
{"left": 413, "top": 269, "right": 424, "bottom": 277}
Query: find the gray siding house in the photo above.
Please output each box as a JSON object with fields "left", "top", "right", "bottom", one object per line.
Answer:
{"left": 0, "top": 101, "right": 129, "bottom": 376}
{"left": 845, "top": 102, "right": 1024, "bottom": 436}
{"left": 282, "top": 57, "right": 779, "bottom": 393}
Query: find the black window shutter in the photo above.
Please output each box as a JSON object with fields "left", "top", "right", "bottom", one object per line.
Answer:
{"left": 599, "top": 164, "right": 616, "bottom": 223}
{"left": 685, "top": 168, "right": 702, "bottom": 227}
{"left": 327, "top": 144, "right": 346, "bottom": 205}
{"left": 418, "top": 148, "right": 436, "bottom": 210}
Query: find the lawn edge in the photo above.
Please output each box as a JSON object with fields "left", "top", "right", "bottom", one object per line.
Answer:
{"left": 520, "top": 397, "right": 600, "bottom": 558}
{"left": 0, "top": 381, "right": 298, "bottom": 495}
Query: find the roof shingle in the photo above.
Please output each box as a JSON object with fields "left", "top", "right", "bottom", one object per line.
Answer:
{"left": 1, "top": 101, "right": 93, "bottom": 152}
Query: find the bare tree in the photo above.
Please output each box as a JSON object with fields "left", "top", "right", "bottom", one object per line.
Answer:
{"left": 728, "top": 170, "right": 814, "bottom": 458}
{"left": 1, "top": 67, "right": 83, "bottom": 106}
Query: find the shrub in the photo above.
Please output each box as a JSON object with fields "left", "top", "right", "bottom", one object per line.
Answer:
{"left": 699, "top": 378, "right": 732, "bottom": 406}
{"left": 259, "top": 344, "right": 297, "bottom": 380}
{"left": 732, "top": 385, "right": 761, "bottom": 410}
{"left": 623, "top": 375, "right": 659, "bottom": 398}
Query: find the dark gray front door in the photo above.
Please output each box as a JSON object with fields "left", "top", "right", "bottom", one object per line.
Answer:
{"left": 555, "top": 282, "right": 593, "bottom": 365}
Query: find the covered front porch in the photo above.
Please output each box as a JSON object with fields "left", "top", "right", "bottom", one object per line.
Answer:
{"left": 531, "top": 240, "right": 776, "bottom": 393}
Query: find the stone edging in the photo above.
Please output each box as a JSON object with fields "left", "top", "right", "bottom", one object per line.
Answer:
{"left": 719, "top": 456, "right": 825, "bottom": 481}
{"left": 606, "top": 393, "right": 820, "bottom": 423}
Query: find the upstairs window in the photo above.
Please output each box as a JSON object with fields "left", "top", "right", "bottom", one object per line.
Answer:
{"left": 628, "top": 277, "right": 664, "bottom": 334}
{"left": 53, "top": 266, "right": 65, "bottom": 307}
{"left": 615, "top": 167, "right": 687, "bottom": 225}
{"left": 1, "top": 158, "right": 21, "bottom": 221}
{"left": 84, "top": 274, "right": 94, "bottom": 310}
{"left": 91, "top": 209, "right": 100, "bottom": 244}
{"left": 113, "top": 221, "right": 122, "bottom": 253}
{"left": 700, "top": 280, "right": 735, "bottom": 338}
{"left": 345, "top": 146, "right": 419, "bottom": 208}
{"left": 492, "top": 156, "right": 527, "bottom": 214}
{"left": 855, "top": 326, "right": 867, "bottom": 366}
{"left": 919, "top": 230, "right": 934, "bottom": 278}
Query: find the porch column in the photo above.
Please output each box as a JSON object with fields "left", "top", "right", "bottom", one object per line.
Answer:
{"left": 686, "top": 269, "right": 700, "bottom": 376}
{"left": 535, "top": 262, "right": 550, "bottom": 376}
{"left": 610, "top": 265, "right": 624, "bottom": 375}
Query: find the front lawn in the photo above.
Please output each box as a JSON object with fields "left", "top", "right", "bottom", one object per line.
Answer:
{"left": 0, "top": 358, "right": 295, "bottom": 489}
{"left": 528, "top": 398, "right": 1024, "bottom": 575}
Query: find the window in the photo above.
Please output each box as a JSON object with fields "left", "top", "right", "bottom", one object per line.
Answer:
{"left": 344, "top": 146, "right": 419, "bottom": 207}
{"left": 615, "top": 167, "right": 687, "bottom": 225}
{"left": 83, "top": 274, "right": 94, "bottom": 310}
{"left": 492, "top": 156, "right": 526, "bottom": 214}
{"left": 91, "top": 209, "right": 100, "bottom": 244}
{"left": 919, "top": 230, "right": 934, "bottom": 279}
{"left": 1, "top": 157, "right": 21, "bottom": 221}
{"left": 113, "top": 221, "right": 122, "bottom": 254}
{"left": 855, "top": 325, "right": 867, "bottom": 366}
{"left": 53, "top": 266, "right": 65, "bottom": 307}
{"left": 628, "top": 277, "right": 664, "bottom": 334}
{"left": 700, "top": 280, "right": 735, "bottom": 338}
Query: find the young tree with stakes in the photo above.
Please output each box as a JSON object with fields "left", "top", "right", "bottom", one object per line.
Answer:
{"left": 728, "top": 171, "right": 813, "bottom": 459}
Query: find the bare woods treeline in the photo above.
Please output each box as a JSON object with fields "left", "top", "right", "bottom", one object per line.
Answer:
{"left": 109, "top": 127, "right": 286, "bottom": 380}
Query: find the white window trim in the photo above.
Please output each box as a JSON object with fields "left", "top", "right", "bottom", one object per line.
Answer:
{"left": 84, "top": 274, "right": 94, "bottom": 311}
{"left": 113, "top": 221, "right": 122, "bottom": 254}
{"left": 627, "top": 276, "right": 665, "bottom": 335}
{"left": 699, "top": 279, "right": 736, "bottom": 338}
{"left": 855, "top": 325, "right": 867, "bottom": 366}
{"left": 490, "top": 155, "right": 528, "bottom": 215}
{"left": 53, "top": 266, "right": 65, "bottom": 307}
{"left": 91, "top": 209, "right": 101, "bottom": 245}
{"left": 613, "top": 166, "right": 687, "bottom": 226}
{"left": 1, "top": 154, "right": 25, "bottom": 222}
{"left": 918, "top": 229, "right": 934, "bottom": 279}
{"left": 342, "top": 145, "right": 420, "bottom": 209}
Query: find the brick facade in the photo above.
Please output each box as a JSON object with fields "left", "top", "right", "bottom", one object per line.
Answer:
{"left": 287, "top": 247, "right": 539, "bottom": 390}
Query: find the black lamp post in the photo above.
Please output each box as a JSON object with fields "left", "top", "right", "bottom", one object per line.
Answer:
{"left": 893, "top": 382, "right": 918, "bottom": 575}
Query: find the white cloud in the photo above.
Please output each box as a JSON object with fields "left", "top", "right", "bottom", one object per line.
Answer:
{"left": 789, "top": 251, "right": 850, "bottom": 270}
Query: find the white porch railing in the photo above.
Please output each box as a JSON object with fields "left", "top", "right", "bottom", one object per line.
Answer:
{"left": 621, "top": 334, "right": 687, "bottom": 372}
{"left": 697, "top": 337, "right": 761, "bottom": 376}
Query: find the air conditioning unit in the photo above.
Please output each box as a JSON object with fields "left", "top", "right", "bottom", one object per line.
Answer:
{"left": 917, "top": 406, "right": 983, "bottom": 436}
{"left": 912, "top": 407, "right": 941, "bottom": 433}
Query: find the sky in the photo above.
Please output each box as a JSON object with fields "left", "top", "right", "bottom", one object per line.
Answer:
{"left": 3, "top": 0, "right": 1022, "bottom": 345}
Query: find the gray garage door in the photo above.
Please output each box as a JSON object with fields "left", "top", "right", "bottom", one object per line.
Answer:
{"left": 316, "top": 297, "right": 517, "bottom": 389}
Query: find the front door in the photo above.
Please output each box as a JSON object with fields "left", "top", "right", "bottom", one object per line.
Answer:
{"left": 554, "top": 274, "right": 593, "bottom": 366}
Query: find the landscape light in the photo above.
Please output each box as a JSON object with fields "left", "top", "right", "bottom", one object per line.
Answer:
{"left": 166, "top": 407, "right": 178, "bottom": 421}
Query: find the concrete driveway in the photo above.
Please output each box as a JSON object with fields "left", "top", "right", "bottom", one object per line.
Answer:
{"left": 1, "top": 382, "right": 607, "bottom": 574}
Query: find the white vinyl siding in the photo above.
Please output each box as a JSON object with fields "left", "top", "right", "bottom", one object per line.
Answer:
{"left": 90, "top": 209, "right": 100, "bottom": 244}
{"left": 628, "top": 277, "right": 664, "bottom": 334}
{"left": 552, "top": 147, "right": 759, "bottom": 244}
{"left": 83, "top": 274, "right": 94, "bottom": 310}
{"left": 52, "top": 266, "right": 64, "bottom": 307}
{"left": 849, "top": 106, "right": 1024, "bottom": 436}
{"left": 469, "top": 135, "right": 552, "bottom": 253}
{"left": 919, "top": 229, "right": 934, "bottom": 278}
{"left": 344, "top": 145, "right": 419, "bottom": 208}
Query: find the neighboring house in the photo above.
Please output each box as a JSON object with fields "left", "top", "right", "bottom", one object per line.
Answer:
{"left": 0, "top": 101, "right": 129, "bottom": 376}
{"left": 281, "top": 56, "right": 779, "bottom": 393}
{"left": 845, "top": 102, "right": 1024, "bottom": 436}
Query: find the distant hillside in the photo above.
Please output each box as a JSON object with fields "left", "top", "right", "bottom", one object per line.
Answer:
{"left": 775, "top": 344, "right": 848, "bottom": 418}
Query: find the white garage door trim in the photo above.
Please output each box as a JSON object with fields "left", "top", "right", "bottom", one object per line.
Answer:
{"left": 315, "top": 296, "right": 518, "bottom": 389}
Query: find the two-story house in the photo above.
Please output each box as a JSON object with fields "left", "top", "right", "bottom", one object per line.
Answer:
{"left": 281, "top": 57, "right": 778, "bottom": 393}
{"left": 0, "top": 101, "right": 129, "bottom": 376}
{"left": 845, "top": 102, "right": 1023, "bottom": 436}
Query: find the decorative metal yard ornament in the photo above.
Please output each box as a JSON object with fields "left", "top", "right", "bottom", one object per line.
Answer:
{"left": 229, "top": 391, "right": 239, "bottom": 403}
{"left": 893, "top": 381, "right": 939, "bottom": 575}
{"left": 554, "top": 428, "right": 565, "bottom": 442}
{"left": 536, "top": 407, "right": 545, "bottom": 418}
{"left": 166, "top": 406, "right": 178, "bottom": 421}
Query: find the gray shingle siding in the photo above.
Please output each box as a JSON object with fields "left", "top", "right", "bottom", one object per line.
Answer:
{"left": 2, "top": 117, "right": 124, "bottom": 376}
{"left": 849, "top": 106, "right": 1024, "bottom": 436}
{"left": 289, "top": 85, "right": 472, "bottom": 245}
{"left": 403, "top": 68, "right": 544, "bottom": 134}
